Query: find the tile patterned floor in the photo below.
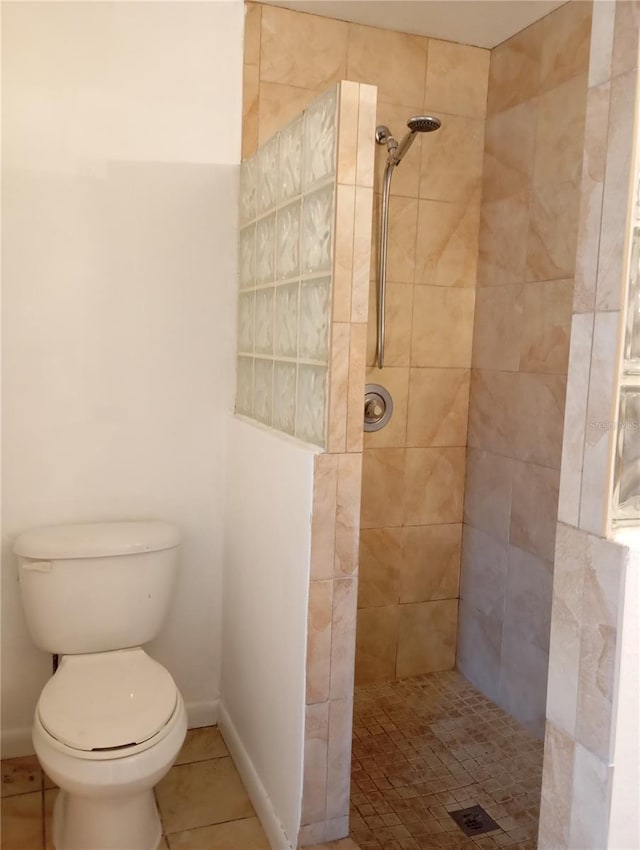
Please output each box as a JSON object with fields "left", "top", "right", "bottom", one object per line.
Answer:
{"left": 0, "top": 725, "right": 358, "bottom": 850}
{"left": 1, "top": 672, "right": 542, "bottom": 850}
{"left": 349, "top": 671, "right": 544, "bottom": 850}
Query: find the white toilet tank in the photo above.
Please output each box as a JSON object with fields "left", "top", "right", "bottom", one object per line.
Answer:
{"left": 14, "top": 521, "right": 181, "bottom": 655}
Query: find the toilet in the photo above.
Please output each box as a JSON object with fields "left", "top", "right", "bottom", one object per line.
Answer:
{"left": 14, "top": 521, "right": 188, "bottom": 850}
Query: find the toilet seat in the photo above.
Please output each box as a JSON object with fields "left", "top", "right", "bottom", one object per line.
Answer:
{"left": 38, "top": 648, "right": 177, "bottom": 754}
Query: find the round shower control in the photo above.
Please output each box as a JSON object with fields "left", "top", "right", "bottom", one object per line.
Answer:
{"left": 364, "top": 384, "right": 393, "bottom": 432}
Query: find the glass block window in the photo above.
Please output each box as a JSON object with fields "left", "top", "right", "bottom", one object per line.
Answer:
{"left": 235, "top": 86, "right": 337, "bottom": 447}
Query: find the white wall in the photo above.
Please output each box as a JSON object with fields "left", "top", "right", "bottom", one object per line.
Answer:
{"left": 221, "top": 418, "right": 315, "bottom": 848}
{"left": 1, "top": 0, "right": 244, "bottom": 756}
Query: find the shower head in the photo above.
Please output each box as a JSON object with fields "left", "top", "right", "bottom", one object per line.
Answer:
{"left": 407, "top": 115, "right": 442, "bottom": 133}
{"left": 392, "top": 114, "right": 442, "bottom": 165}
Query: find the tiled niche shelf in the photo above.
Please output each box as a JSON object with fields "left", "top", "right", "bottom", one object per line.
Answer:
{"left": 236, "top": 86, "right": 338, "bottom": 448}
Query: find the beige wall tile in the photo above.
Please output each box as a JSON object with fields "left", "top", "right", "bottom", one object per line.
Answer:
{"left": 243, "top": 2, "right": 262, "bottom": 67}
{"left": 383, "top": 194, "right": 419, "bottom": 283}
{"left": 539, "top": 0, "right": 592, "bottom": 92}
{"left": 414, "top": 198, "right": 480, "bottom": 287}
{"left": 400, "top": 523, "right": 462, "bottom": 603}
{"left": 459, "top": 525, "right": 508, "bottom": 619}
{"left": 573, "top": 81, "right": 611, "bottom": 313}
{"left": 346, "top": 323, "right": 368, "bottom": 452}
{"left": 520, "top": 279, "right": 573, "bottom": 374}
{"left": 504, "top": 544, "right": 553, "bottom": 654}
{"left": 306, "top": 579, "right": 333, "bottom": 704}
{"left": 467, "top": 369, "right": 518, "bottom": 456}
{"left": 352, "top": 187, "right": 374, "bottom": 323}
{"left": 526, "top": 179, "right": 581, "bottom": 282}
{"left": 261, "top": 5, "right": 347, "bottom": 90}
{"left": 358, "top": 527, "right": 402, "bottom": 608}
{"left": 498, "top": 631, "right": 549, "bottom": 737}
{"left": 477, "top": 190, "right": 530, "bottom": 286}
{"left": 356, "top": 83, "right": 377, "bottom": 189}
{"left": 360, "top": 447, "right": 405, "bottom": 528}
{"left": 337, "top": 81, "right": 359, "bottom": 186}
{"left": 355, "top": 605, "right": 399, "bottom": 684}
{"left": 242, "top": 62, "right": 260, "bottom": 159}
{"left": 547, "top": 522, "right": 587, "bottom": 737}
{"left": 334, "top": 453, "right": 362, "bottom": 576}
{"left": 595, "top": 69, "right": 637, "bottom": 312}
{"left": 402, "top": 446, "right": 465, "bottom": 525}
{"left": 611, "top": 0, "right": 640, "bottom": 78}
{"left": 487, "top": 20, "right": 543, "bottom": 115}
{"left": 568, "top": 743, "right": 610, "bottom": 850}
{"left": 558, "top": 314, "right": 594, "bottom": 527}
{"left": 367, "top": 282, "right": 413, "bottom": 367}
{"left": 406, "top": 367, "right": 470, "bottom": 447}
{"left": 374, "top": 101, "right": 423, "bottom": 199}
{"left": 456, "top": 597, "right": 502, "bottom": 702}
{"left": 411, "top": 287, "right": 475, "bottom": 367}
{"left": 326, "top": 699, "right": 354, "bottom": 820}
{"left": 575, "top": 535, "right": 626, "bottom": 760}
{"left": 579, "top": 311, "right": 620, "bottom": 535}
{"left": 588, "top": 0, "right": 615, "bottom": 87}
{"left": 311, "top": 454, "right": 338, "bottom": 580}
{"left": 347, "top": 24, "right": 428, "bottom": 108}
{"left": 327, "top": 322, "right": 350, "bottom": 454}
{"left": 513, "top": 372, "right": 567, "bottom": 469}
{"left": 510, "top": 460, "right": 560, "bottom": 562}
{"left": 533, "top": 74, "right": 588, "bottom": 187}
{"left": 396, "top": 599, "right": 458, "bottom": 677}
{"left": 330, "top": 577, "right": 358, "bottom": 698}
{"left": 538, "top": 721, "right": 575, "bottom": 850}
{"left": 464, "top": 448, "right": 513, "bottom": 541}
{"left": 425, "top": 40, "right": 490, "bottom": 119}
{"left": 333, "top": 184, "right": 355, "bottom": 323}
{"left": 472, "top": 284, "right": 524, "bottom": 371}
{"left": 302, "top": 702, "right": 330, "bottom": 825}
{"left": 363, "top": 366, "right": 408, "bottom": 449}
{"left": 482, "top": 99, "right": 537, "bottom": 203}
{"left": 419, "top": 114, "right": 484, "bottom": 204}
{"left": 258, "top": 81, "right": 321, "bottom": 146}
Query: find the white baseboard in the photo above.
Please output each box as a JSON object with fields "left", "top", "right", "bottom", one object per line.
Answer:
{"left": 1, "top": 699, "right": 219, "bottom": 760}
{"left": 218, "top": 702, "right": 293, "bottom": 850}
{"left": 1, "top": 727, "right": 35, "bottom": 759}
{"left": 186, "top": 699, "right": 218, "bottom": 729}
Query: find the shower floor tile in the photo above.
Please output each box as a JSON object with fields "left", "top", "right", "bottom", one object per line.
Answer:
{"left": 349, "top": 670, "right": 543, "bottom": 850}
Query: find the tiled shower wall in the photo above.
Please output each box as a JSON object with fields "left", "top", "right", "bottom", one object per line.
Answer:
{"left": 242, "top": 9, "right": 376, "bottom": 842}
{"left": 352, "top": 14, "right": 490, "bottom": 685}
{"left": 458, "top": 0, "right": 592, "bottom": 738}
{"left": 237, "top": 88, "right": 338, "bottom": 446}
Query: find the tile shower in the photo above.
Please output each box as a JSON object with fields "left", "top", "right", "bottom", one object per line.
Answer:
{"left": 239, "top": 1, "right": 639, "bottom": 848}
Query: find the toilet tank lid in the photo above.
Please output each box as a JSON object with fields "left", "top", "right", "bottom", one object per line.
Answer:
{"left": 14, "top": 521, "right": 181, "bottom": 560}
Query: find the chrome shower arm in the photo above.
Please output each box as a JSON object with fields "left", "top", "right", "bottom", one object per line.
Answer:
{"left": 377, "top": 159, "right": 395, "bottom": 370}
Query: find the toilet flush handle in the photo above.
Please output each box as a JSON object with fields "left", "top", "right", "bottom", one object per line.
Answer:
{"left": 20, "top": 560, "right": 52, "bottom": 573}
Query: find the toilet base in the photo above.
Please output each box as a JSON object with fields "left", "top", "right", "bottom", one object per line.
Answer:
{"left": 52, "top": 787, "right": 161, "bottom": 850}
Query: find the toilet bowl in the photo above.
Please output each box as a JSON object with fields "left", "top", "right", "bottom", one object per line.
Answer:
{"left": 14, "top": 521, "right": 186, "bottom": 850}
{"left": 34, "top": 648, "right": 187, "bottom": 850}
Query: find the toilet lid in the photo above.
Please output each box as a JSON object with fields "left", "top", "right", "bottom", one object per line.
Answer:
{"left": 38, "top": 648, "right": 178, "bottom": 751}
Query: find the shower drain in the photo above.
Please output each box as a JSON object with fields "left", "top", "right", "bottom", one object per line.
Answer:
{"left": 448, "top": 805, "right": 500, "bottom": 837}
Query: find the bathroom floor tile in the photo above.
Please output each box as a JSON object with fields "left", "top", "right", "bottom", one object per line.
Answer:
{"left": 156, "top": 755, "right": 255, "bottom": 834}
{"left": 44, "top": 788, "right": 57, "bottom": 850}
{"left": 1, "top": 755, "right": 43, "bottom": 797}
{"left": 1, "top": 791, "right": 44, "bottom": 850}
{"left": 167, "top": 815, "right": 270, "bottom": 849}
{"left": 174, "top": 726, "right": 229, "bottom": 765}
{"left": 350, "top": 671, "right": 543, "bottom": 849}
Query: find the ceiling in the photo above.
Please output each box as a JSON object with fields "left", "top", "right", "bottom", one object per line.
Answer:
{"left": 260, "top": 0, "right": 567, "bottom": 49}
